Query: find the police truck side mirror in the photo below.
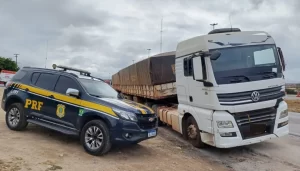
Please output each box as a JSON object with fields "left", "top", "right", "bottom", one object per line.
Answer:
{"left": 66, "top": 88, "right": 80, "bottom": 98}
{"left": 193, "top": 57, "right": 204, "bottom": 81}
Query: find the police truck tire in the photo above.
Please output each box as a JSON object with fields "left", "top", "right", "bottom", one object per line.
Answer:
{"left": 5, "top": 103, "right": 28, "bottom": 131}
{"left": 81, "top": 120, "right": 112, "bottom": 156}
{"left": 186, "top": 116, "right": 205, "bottom": 148}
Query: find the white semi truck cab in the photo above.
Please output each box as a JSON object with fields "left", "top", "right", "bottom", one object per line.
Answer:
{"left": 175, "top": 28, "right": 288, "bottom": 147}
{"left": 112, "top": 28, "right": 288, "bottom": 148}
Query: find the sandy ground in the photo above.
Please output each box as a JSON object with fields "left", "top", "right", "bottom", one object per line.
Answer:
{"left": 286, "top": 99, "right": 300, "bottom": 113}
{"left": 158, "top": 128, "right": 300, "bottom": 171}
{"left": 2, "top": 86, "right": 300, "bottom": 171}
{"left": 0, "top": 87, "right": 229, "bottom": 171}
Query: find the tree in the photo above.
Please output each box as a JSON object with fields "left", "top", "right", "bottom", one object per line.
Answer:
{"left": 0, "top": 57, "right": 19, "bottom": 71}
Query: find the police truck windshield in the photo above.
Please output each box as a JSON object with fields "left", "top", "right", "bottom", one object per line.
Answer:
{"left": 79, "top": 78, "right": 118, "bottom": 99}
{"left": 210, "top": 44, "right": 283, "bottom": 84}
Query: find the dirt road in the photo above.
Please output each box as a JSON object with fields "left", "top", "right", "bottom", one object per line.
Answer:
{"left": 1, "top": 86, "right": 300, "bottom": 171}
{"left": 285, "top": 99, "right": 300, "bottom": 113}
{"left": 0, "top": 87, "right": 229, "bottom": 171}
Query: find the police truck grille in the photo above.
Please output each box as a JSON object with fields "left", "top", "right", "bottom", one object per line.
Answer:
{"left": 233, "top": 107, "right": 276, "bottom": 139}
{"left": 217, "top": 86, "right": 284, "bottom": 105}
{"left": 136, "top": 114, "right": 157, "bottom": 130}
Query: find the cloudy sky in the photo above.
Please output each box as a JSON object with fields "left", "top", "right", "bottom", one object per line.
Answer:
{"left": 0, "top": 0, "right": 299, "bottom": 82}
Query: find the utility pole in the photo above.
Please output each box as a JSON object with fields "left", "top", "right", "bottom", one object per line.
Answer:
{"left": 210, "top": 23, "right": 218, "bottom": 30}
{"left": 147, "top": 49, "right": 151, "bottom": 58}
{"left": 160, "top": 18, "right": 163, "bottom": 53}
{"left": 14, "top": 54, "right": 19, "bottom": 66}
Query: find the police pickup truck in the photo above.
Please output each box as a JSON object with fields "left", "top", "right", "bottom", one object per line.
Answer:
{"left": 1, "top": 65, "right": 158, "bottom": 155}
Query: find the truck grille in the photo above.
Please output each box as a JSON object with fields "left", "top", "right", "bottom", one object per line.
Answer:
{"left": 136, "top": 114, "right": 157, "bottom": 130}
{"left": 217, "top": 86, "right": 284, "bottom": 105}
{"left": 233, "top": 107, "right": 276, "bottom": 139}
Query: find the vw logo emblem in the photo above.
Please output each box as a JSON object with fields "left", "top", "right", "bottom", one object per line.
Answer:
{"left": 149, "top": 117, "right": 155, "bottom": 122}
{"left": 251, "top": 91, "right": 260, "bottom": 102}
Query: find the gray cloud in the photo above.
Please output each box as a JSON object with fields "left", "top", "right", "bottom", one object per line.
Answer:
{"left": 0, "top": 0, "right": 299, "bottom": 82}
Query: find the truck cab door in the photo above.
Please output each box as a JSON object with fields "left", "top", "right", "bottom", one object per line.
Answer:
{"left": 185, "top": 57, "right": 214, "bottom": 133}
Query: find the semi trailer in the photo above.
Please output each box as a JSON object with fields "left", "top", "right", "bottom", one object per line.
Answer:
{"left": 112, "top": 28, "right": 289, "bottom": 148}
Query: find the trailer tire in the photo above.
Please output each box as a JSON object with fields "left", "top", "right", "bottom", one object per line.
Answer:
{"left": 186, "top": 116, "right": 205, "bottom": 148}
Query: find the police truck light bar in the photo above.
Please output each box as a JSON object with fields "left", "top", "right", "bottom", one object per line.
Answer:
{"left": 52, "top": 64, "right": 91, "bottom": 76}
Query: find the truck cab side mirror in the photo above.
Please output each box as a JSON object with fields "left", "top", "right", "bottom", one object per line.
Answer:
{"left": 193, "top": 57, "right": 204, "bottom": 81}
{"left": 210, "top": 50, "right": 221, "bottom": 60}
{"left": 277, "top": 47, "right": 286, "bottom": 71}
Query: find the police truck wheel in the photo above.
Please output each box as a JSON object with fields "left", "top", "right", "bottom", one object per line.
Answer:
{"left": 81, "top": 120, "right": 112, "bottom": 156}
{"left": 5, "top": 103, "right": 28, "bottom": 131}
{"left": 186, "top": 116, "right": 205, "bottom": 148}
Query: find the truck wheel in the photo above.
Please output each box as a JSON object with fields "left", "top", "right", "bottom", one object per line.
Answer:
{"left": 186, "top": 116, "right": 205, "bottom": 148}
{"left": 5, "top": 103, "right": 28, "bottom": 131}
{"left": 80, "top": 120, "right": 112, "bottom": 156}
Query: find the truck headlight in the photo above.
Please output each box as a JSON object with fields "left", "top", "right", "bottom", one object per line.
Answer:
{"left": 279, "top": 109, "right": 288, "bottom": 119}
{"left": 217, "top": 121, "right": 234, "bottom": 128}
{"left": 113, "top": 109, "right": 137, "bottom": 122}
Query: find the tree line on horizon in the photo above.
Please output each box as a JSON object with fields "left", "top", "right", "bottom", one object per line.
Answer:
{"left": 0, "top": 56, "right": 19, "bottom": 71}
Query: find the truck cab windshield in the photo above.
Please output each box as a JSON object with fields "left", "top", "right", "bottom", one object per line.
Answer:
{"left": 78, "top": 78, "right": 119, "bottom": 99}
{"left": 210, "top": 44, "right": 282, "bottom": 84}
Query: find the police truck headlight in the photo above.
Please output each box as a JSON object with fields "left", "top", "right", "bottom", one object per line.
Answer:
{"left": 279, "top": 109, "right": 288, "bottom": 119}
{"left": 113, "top": 109, "right": 137, "bottom": 122}
{"left": 217, "top": 121, "right": 234, "bottom": 128}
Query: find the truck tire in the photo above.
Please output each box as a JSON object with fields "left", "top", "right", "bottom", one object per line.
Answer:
{"left": 80, "top": 120, "right": 112, "bottom": 156}
{"left": 186, "top": 116, "right": 205, "bottom": 148}
{"left": 5, "top": 103, "right": 28, "bottom": 131}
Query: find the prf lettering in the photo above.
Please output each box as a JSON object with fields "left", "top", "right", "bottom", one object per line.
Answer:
{"left": 24, "top": 99, "right": 43, "bottom": 111}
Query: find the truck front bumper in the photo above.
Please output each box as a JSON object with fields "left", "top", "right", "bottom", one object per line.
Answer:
{"left": 212, "top": 101, "right": 289, "bottom": 148}
{"left": 110, "top": 119, "right": 158, "bottom": 145}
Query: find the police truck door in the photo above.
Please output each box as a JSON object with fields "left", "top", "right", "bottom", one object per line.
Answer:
{"left": 29, "top": 72, "right": 58, "bottom": 119}
{"left": 52, "top": 75, "right": 82, "bottom": 130}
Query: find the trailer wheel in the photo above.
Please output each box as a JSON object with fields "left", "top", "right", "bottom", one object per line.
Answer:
{"left": 186, "top": 116, "right": 205, "bottom": 148}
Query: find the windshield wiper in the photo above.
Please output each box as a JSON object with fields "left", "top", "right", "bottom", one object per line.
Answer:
{"left": 89, "top": 94, "right": 101, "bottom": 98}
{"left": 224, "top": 75, "right": 250, "bottom": 83}
{"left": 258, "top": 71, "right": 277, "bottom": 78}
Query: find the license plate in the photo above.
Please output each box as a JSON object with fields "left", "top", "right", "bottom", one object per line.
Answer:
{"left": 250, "top": 123, "right": 267, "bottom": 135}
{"left": 148, "top": 130, "right": 157, "bottom": 137}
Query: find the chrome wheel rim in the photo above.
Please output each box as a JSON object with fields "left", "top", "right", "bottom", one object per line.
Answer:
{"left": 8, "top": 107, "right": 20, "bottom": 127}
{"left": 85, "top": 126, "right": 103, "bottom": 150}
{"left": 187, "top": 124, "right": 197, "bottom": 139}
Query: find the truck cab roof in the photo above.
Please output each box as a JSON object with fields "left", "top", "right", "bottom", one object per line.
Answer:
{"left": 176, "top": 29, "right": 275, "bottom": 58}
